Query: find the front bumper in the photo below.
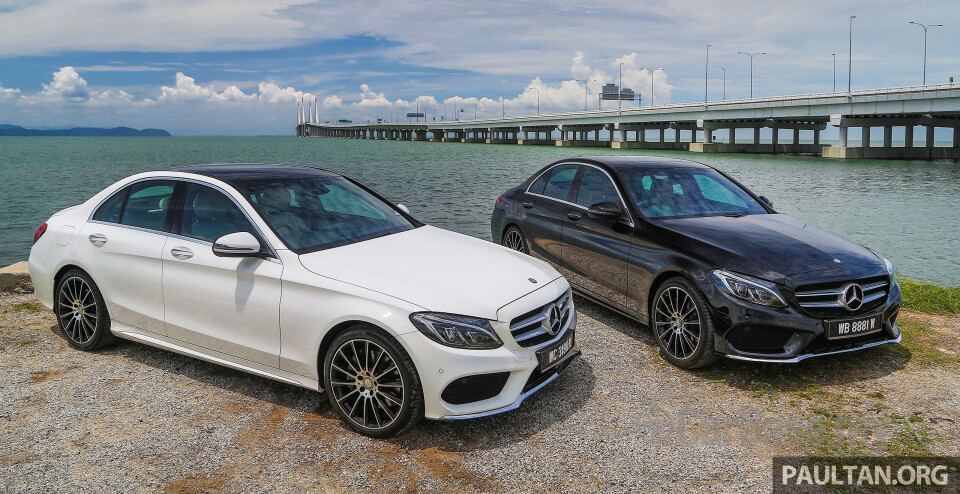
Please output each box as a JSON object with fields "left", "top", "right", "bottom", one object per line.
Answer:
{"left": 398, "top": 279, "right": 579, "bottom": 420}
{"left": 698, "top": 276, "right": 903, "bottom": 363}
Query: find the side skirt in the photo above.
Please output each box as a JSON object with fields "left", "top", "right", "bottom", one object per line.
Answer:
{"left": 111, "top": 322, "right": 321, "bottom": 392}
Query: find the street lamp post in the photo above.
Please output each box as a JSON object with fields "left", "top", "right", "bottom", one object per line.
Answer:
{"left": 525, "top": 88, "right": 540, "bottom": 115}
{"left": 737, "top": 51, "right": 766, "bottom": 98}
{"left": 618, "top": 62, "right": 624, "bottom": 115}
{"left": 909, "top": 21, "right": 943, "bottom": 85}
{"left": 704, "top": 44, "right": 711, "bottom": 104}
{"left": 832, "top": 53, "right": 836, "bottom": 92}
{"left": 579, "top": 79, "right": 597, "bottom": 111}
{"left": 721, "top": 67, "right": 726, "bottom": 100}
{"left": 499, "top": 95, "right": 504, "bottom": 118}
{"left": 848, "top": 15, "right": 856, "bottom": 92}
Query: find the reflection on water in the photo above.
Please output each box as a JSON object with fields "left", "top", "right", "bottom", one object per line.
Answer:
{"left": 1, "top": 137, "right": 958, "bottom": 286}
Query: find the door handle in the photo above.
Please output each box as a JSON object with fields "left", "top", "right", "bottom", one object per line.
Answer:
{"left": 521, "top": 201, "right": 534, "bottom": 209}
{"left": 170, "top": 247, "right": 194, "bottom": 260}
{"left": 88, "top": 233, "right": 107, "bottom": 246}
{"left": 567, "top": 211, "right": 582, "bottom": 221}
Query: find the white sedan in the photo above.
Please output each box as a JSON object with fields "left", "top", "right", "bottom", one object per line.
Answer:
{"left": 29, "top": 164, "right": 579, "bottom": 437}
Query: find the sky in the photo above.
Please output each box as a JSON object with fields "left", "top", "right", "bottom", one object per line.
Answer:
{"left": 0, "top": 0, "right": 958, "bottom": 136}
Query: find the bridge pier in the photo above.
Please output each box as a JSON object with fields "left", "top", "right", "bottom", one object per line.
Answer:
{"left": 824, "top": 115, "right": 960, "bottom": 159}
{"left": 518, "top": 126, "right": 557, "bottom": 145}
{"left": 692, "top": 119, "right": 825, "bottom": 154}
{"left": 556, "top": 124, "right": 608, "bottom": 147}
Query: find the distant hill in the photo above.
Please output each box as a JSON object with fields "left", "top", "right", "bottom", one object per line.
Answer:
{"left": 0, "top": 124, "right": 171, "bottom": 137}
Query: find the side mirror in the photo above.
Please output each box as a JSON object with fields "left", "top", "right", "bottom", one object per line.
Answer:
{"left": 397, "top": 204, "right": 410, "bottom": 215}
{"left": 587, "top": 201, "right": 622, "bottom": 220}
{"left": 759, "top": 196, "right": 773, "bottom": 208}
{"left": 212, "top": 232, "right": 262, "bottom": 257}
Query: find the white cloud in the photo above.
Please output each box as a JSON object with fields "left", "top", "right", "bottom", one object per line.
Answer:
{"left": 256, "top": 82, "right": 315, "bottom": 103}
{"left": 322, "top": 95, "right": 342, "bottom": 108}
{"left": 0, "top": 85, "right": 20, "bottom": 100}
{"left": 159, "top": 72, "right": 255, "bottom": 102}
{"left": 42, "top": 66, "right": 91, "bottom": 102}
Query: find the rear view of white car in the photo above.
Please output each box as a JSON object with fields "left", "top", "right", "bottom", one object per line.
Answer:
{"left": 29, "top": 164, "right": 579, "bottom": 437}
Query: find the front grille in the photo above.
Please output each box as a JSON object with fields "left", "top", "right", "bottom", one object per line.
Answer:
{"left": 725, "top": 326, "right": 795, "bottom": 354}
{"left": 441, "top": 372, "right": 510, "bottom": 405}
{"left": 792, "top": 276, "right": 889, "bottom": 317}
{"left": 509, "top": 292, "right": 572, "bottom": 348}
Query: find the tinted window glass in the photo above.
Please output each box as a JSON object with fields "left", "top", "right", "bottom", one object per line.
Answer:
{"left": 542, "top": 165, "right": 579, "bottom": 201}
{"left": 119, "top": 181, "right": 175, "bottom": 231}
{"left": 620, "top": 167, "right": 767, "bottom": 219}
{"left": 575, "top": 167, "right": 621, "bottom": 208}
{"left": 93, "top": 188, "right": 128, "bottom": 223}
{"left": 181, "top": 184, "right": 254, "bottom": 243}
{"left": 237, "top": 176, "right": 414, "bottom": 253}
{"left": 528, "top": 170, "right": 550, "bottom": 195}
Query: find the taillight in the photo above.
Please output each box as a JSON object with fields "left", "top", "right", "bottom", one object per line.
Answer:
{"left": 33, "top": 223, "right": 48, "bottom": 244}
{"left": 495, "top": 194, "right": 503, "bottom": 207}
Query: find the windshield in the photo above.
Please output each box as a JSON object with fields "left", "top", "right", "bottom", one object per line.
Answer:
{"left": 619, "top": 167, "right": 768, "bottom": 219}
{"left": 236, "top": 176, "right": 415, "bottom": 253}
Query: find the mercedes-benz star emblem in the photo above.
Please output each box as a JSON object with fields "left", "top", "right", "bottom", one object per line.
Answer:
{"left": 546, "top": 304, "right": 563, "bottom": 335}
{"left": 839, "top": 283, "right": 864, "bottom": 311}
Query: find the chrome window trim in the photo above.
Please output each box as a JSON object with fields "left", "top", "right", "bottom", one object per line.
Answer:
{"left": 524, "top": 162, "right": 635, "bottom": 227}
{"left": 86, "top": 176, "right": 281, "bottom": 262}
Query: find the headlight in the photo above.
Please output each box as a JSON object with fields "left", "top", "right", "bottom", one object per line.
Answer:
{"left": 409, "top": 312, "right": 503, "bottom": 350}
{"left": 883, "top": 257, "right": 895, "bottom": 277}
{"left": 712, "top": 269, "right": 787, "bottom": 308}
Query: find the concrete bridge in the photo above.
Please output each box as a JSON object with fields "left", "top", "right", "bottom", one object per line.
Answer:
{"left": 298, "top": 83, "right": 960, "bottom": 159}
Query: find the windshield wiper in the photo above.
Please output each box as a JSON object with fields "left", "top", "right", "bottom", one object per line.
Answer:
{"left": 721, "top": 213, "right": 745, "bottom": 218}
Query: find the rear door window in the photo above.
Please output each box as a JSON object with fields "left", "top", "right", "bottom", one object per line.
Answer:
{"left": 92, "top": 188, "right": 129, "bottom": 223}
{"left": 541, "top": 165, "right": 580, "bottom": 201}
{"left": 119, "top": 181, "right": 176, "bottom": 232}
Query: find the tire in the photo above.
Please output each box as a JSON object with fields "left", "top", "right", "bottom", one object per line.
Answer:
{"left": 323, "top": 326, "right": 424, "bottom": 438}
{"left": 54, "top": 269, "right": 116, "bottom": 351}
{"left": 501, "top": 225, "right": 528, "bottom": 254}
{"left": 651, "top": 277, "right": 718, "bottom": 369}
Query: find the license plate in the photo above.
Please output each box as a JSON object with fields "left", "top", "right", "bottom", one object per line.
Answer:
{"left": 826, "top": 314, "right": 883, "bottom": 340}
{"left": 537, "top": 331, "right": 575, "bottom": 372}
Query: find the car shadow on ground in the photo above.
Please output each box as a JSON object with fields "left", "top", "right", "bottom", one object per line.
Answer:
{"left": 80, "top": 325, "right": 596, "bottom": 451}
{"left": 572, "top": 295, "right": 911, "bottom": 394}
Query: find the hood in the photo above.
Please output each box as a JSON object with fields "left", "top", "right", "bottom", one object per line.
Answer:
{"left": 654, "top": 214, "right": 883, "bottom": 279}
{"left": 297, "top": 225, "right": 560, "bottom": 320}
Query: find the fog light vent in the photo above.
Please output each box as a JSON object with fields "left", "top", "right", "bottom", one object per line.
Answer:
{"left": 441, "top": 372, "right": 510, "bottom": 405}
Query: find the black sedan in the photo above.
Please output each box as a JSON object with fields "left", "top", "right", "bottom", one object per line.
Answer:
{"left": 491, "top": 156, "right": 902, "bottom": 368}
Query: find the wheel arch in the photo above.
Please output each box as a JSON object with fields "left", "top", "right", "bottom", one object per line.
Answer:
{"left": 316, "top": 319, "right": 416, "bottom": 386}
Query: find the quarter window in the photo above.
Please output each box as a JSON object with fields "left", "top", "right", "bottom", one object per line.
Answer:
{"left": 180, "top": 184, "right": 254, "bottom": 243}
{"left": 541, "top": 165, "right": 579, "bottom": 201}
{"left": 118, "top": 181, "right": 176, "bottom": 231}
{"left": 575, "top": 167, "right": 621, "bottom": 208}
{"left": 92, "top": 188, "right": 128, "bottom": 223}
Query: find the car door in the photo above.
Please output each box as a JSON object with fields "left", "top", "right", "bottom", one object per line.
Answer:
{"left": 560, "top": 165, "right": 632, "bottom": 308}
{"left": 80, "top": 179, "right": 177, "bottom": 334}
{"left": 161, "top": 182, "right": 283, "bottom": 368}
{"left": 521, "top": 164, "right": 580, "bottom": 269}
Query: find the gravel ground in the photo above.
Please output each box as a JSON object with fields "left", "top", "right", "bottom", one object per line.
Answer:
{"left": 2, "top": 280, "right": 958, "bottom": 493}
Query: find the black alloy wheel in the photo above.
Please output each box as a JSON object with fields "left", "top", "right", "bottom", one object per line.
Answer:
{"left": 652, "top": 277, "right": 717, "bottom": 369}
{"left": 502, "top": 226, "right": 528, "bottom": 254}
{"left": 324, "top": 326, "right": 423, "bottom": 437}
{"left": 55, "top": 269, "right": 115, "bottom": 350}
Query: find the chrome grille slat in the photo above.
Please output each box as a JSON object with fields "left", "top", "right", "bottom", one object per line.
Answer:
{"left": 796, "top": 289, "right": 841, "bottom": 298}
{"left": 511, "top": 314, "right": 547, "bottom": 331}
{"left": 862, "top": 291, "right": 886, "bottom": 303}
{"left": 515, "top": 328, "right": 551, "bottom": 342}
{"left": 799, "top": 300, "right": 844, "bottom": 308}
